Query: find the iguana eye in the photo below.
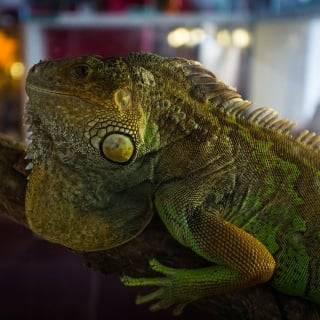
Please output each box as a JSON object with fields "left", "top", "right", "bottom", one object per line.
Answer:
{"left": 70, "top": 64, "right": 90, "bottom": 79}
{"left": 101, "top": 133, "right": 134, "bottom": 164}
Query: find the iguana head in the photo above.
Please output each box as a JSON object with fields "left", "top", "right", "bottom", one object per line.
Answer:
{"left": 26, "top": 54, "right": 154, "bottom": 167}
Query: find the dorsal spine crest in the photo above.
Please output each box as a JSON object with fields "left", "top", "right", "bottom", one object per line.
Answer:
{"left": 182, "top": 61, "right": 320, "bottom": 151}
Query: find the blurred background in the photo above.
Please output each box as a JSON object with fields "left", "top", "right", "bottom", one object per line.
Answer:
{"left": 0, "top": 0, "right": 320, "bottom": 319}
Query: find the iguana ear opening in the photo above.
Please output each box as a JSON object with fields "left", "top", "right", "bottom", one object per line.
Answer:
{"left": 101, "top": 133, "right": 135, "bottom": 164}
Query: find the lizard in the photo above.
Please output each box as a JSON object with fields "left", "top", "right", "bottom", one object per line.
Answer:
{"left": 24, "top": 52, "right": 320, "bottom": 315}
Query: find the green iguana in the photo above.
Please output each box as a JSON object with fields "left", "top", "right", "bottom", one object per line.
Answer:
{"left": 25, "top": 53, "right": 320, "bottom": 315}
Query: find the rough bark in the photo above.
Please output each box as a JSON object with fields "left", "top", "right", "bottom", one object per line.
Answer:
{"left": 0, "top": 132, "right": 318, "bottom": 319}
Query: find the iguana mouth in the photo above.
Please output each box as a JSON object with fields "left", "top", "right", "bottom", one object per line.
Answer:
{"left": 26, "top": 83, "right": 72, "bottom": 96}
{"left": 25, "top": 83, "right": 98, "bottom": 107}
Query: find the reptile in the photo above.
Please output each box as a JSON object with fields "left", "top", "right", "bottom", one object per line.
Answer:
{"left": 24, "top": 52, "right": 320, "bottom": 315}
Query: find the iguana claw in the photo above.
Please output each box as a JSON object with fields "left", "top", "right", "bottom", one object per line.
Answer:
{"left": 121, "top": 259, "right": 191, "bottom": 315}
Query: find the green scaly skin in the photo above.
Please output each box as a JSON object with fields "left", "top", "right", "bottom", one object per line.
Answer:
{"left": 24, "top": 53, "right": 320, "bottom": 315}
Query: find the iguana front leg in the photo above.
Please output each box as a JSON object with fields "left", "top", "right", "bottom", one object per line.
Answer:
{"left": 122, "top": 182, "right": 276, "bottom": 315}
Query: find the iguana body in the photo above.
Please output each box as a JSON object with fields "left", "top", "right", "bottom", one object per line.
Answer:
{"left": 25, "top": 53, "right": 320, "bottom": 314}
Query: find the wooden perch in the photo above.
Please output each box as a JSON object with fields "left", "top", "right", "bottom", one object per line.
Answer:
{"left": 0, "top": 132, "right": 318, "bottom": 319}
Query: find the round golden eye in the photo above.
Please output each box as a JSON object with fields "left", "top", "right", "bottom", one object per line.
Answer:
{"left": 101, "top": 133, "right": 134, "bottom": 163}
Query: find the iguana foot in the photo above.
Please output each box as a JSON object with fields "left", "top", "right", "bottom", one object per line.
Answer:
{"left": 121, "top": 259, "right": 193, "bottom": 315}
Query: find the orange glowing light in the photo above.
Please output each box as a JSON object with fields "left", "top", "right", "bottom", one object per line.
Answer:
{"left": 0, "top": 30, "right": 18, "bottom": 69}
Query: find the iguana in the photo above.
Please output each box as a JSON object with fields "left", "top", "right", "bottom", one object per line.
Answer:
{"left": 25, "top": 52, "right": 320, "bottom": 315}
